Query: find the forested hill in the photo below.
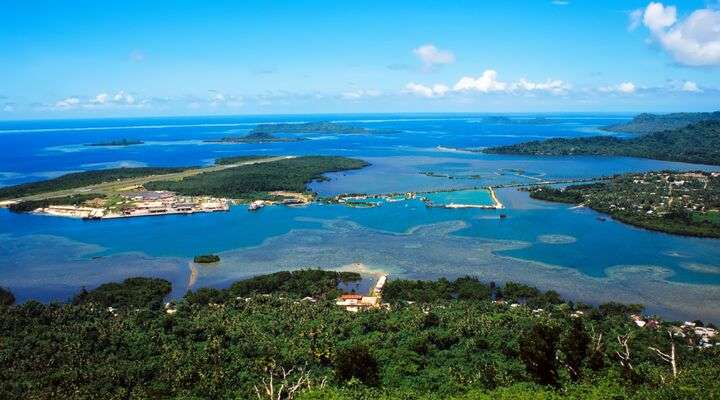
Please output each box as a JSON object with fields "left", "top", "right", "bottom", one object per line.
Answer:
{"left": 603, "top": 111, "right": 720, "bottom": 134}
{"left": 1, "top": 271, "right": 718, "bottom": 399}
{"left": 484, "top": 120, "right": 720, "bottom": 166}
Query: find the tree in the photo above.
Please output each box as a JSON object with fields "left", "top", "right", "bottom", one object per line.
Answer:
{"left": 560, "top": 318, "right": 590, "bottom": 381}
{"left": 649, "top": 330, "right": 678, "bottom": 379}
{"left": 0, "top": 286, "right": 15, "bottom": 306}
{"left": 333, "top": 345, "right": 379, "bottom": 386}
{"left": 519, "top": 322, "right": 561, "bottom": 387}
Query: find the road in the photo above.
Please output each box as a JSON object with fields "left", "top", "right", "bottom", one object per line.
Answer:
{"left": 1, "top": 156, "right": 294, "bottom": 205}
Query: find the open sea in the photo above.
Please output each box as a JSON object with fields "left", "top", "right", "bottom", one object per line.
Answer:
{"left": 1, "top": 113, "right": 720, "bottom": 322}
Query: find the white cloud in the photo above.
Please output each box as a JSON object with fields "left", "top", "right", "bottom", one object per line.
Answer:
{"left": 2, "top": 104, "right": 14, "bottom": 112}
{"left": 681, "top": 80, "right": 701, "bottom": 92}
{"left": 640, "top": 2, "right": 720, "bottom": 66}
{"left": 91, "top": 93, "right": 109, "bottom": 104}
{"left": 209, "top": 91, "right": 243, "bottom": 107}
{"left": 629, "top": 9, "right": 644, "bottom": 31}
{"left": 510, "top": 78, "right": 570, "bottom": 94}
{"left": 55, "top": 97, "right": 80, "bottom": 108}
{"left": 405, "top": 70, "right": 571, "bottom": 98}
{"left": 453, "top": 70, "right": 507, "bottom": 92}
{"left": 404, "top": 82, "right": 450, "bottom": 98}
{"left": 113, "top": 91, "right": 135, "bottom": 104}
{"left": 643, "top": 2, "right": 677, "bottom": 31}
{"left": 599, "top": 82, "right": 637, "bottom": 94}
{"left": 618, "top": 82, "right": 636, "bottom": 93}
{"left": 413, "top": 44, "right": 455, "bottom": 70}
{"left": 551, "top": 1, "right": 570, "bottom": 5}
{"left": 341, "top": 89, "right": 382, "bottom": 100}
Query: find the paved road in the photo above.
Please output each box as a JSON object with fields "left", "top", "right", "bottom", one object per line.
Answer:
{"left": 1, "top": 156, "right": 294, "bottom": 204}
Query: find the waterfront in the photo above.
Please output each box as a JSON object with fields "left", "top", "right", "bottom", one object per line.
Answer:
{"left": 2, "top": 114, "right": 720, "bottom": 321}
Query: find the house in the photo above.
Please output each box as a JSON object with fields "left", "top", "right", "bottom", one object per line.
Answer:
{"left": 336, "top": 293, "right": 379, "bottom": 312}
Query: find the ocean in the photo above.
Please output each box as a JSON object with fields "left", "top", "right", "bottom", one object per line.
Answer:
{"left": 1, "top": 113, "right": 719, "bottom": 322}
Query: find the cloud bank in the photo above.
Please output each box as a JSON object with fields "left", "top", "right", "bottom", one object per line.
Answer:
{"left": 636, "top": 2, "right": 720, "bottom": 66}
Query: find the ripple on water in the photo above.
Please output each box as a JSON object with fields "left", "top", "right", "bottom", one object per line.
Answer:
{"left": 537, "top": 234, "right": 577, "bottom": 245}
{"left": 681, "top": 263, "right": 720, "bottom": 275}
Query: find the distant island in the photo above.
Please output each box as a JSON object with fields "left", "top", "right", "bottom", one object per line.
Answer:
{"left": 602, "top": 111, "right": 720, "bottom": 134}
{"left": 193, "top": 254, "right": 220, "bottom": 263}
{"left": 482, "top": 116, "right": 559, "bottom": 125}
{"left": 484, "top": 120, "right": 720, "bottom": 166}
{"left": 85, "top": 138, "right": 144, "bottom": 147}
{"left": 205, "top": 131, "right": 307, "bottom": 143}
{"left": 528, "top": 171, "right": 720, "bottom": 237}
{"left": 252, "top": 121, "right": 397, "bottom": 135}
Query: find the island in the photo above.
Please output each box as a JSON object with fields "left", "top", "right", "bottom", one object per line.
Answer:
{"left": 204, "top": 131, "right": 307, "bottom": 143}
{"left": 481, "top": 116, "right": 559, "bottom": 125}
{"left": 85, "top": 138, "right": 144, "bottom": 147}
{"left": 193, "top": 254, "right": 220, "bottom": 263}
{"left": 528, "top": 171, "right": 720, "bottom": 237}
{"left": 251, "top": 121, "right": 397, "bottom": 135}
{"left": 603, "top": 111, "right": 720, "bottom": 134}
{"left": 1, "top": 270, "right": 717, "bottom": 399}
{"left": 0, "top": 155, "right": 370, "bottom": 218}
{"left": 484, "top": 120, "right": 720, "bottom": 166}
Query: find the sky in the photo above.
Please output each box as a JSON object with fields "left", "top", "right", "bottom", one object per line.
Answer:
{"left": 1, "top": 0, "right": 720, "bottom": 119}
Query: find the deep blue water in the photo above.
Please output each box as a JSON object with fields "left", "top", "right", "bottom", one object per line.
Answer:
{"left": 1, "top": 113, "right": 719, "bottom": 321}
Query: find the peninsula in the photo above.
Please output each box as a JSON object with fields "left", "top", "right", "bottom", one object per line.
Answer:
{"left": 528, "top": 171, "right": 720, "bottom": 237}
{"left": 484, "top": 120, "right": 720, "bottom": 166}
{"left": 0, "top": 155, "right": 369, "bottom": 218}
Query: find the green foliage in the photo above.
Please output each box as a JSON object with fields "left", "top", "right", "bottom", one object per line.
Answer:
{"left": 528, "top": 172, "right": 720, "bottom": 238}
{"left": 334, "top": 344, "right": 380, "bottom": 386}
{"left": 486, "top": 120, "right": 720, "bottom": 166}
{"left": 145, "top": 156, "right": 369, "bottom": 198}
{"left": 71, "top": 277, "right": 171, "bottom": 310}
{"left": 214, "top": 155, "right": 279, "bottom": 165}
{"left": 0, "top": 167, "right": 186, "bottom": 200}
{"left": 560, "top": 318, "right": 590, "bottom": 381}
{"left": 603, "top": 111, "right": 720, "bottom": 134}
{"left": 184, "top": 270, "right": 361, "bottom": 306}
{"left": 227, "top": 269, "right": 361, "bottom": 298}
{"left": 0, "top": 286, "right": 15, "bottom": 306}
{"left": 7, "top": 193, "right": 105, "bottom": 212}
{"left": 383, "top": 278, "right": 564, "bottom": 309}
{"left": 193, "top": 254, "right": 220, "bottom": 263}
{"left": 1, "top": 272, "right": 718, "bottom": 399}
{"left": 519, "top": 322, "right": 561, "bottom": 387}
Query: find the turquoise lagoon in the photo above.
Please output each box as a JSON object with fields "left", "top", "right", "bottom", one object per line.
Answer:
{"left": 422, "top": 189, "right": 494, "bottom": 207}
{"left": 1, "top": 114, "right": 720, "bottom": 322}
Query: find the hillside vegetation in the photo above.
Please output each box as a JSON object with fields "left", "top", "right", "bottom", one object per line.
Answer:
{"left": 603, "top": 111, "right": 720, "bottom": 133}
{"left": 0, "top": 167, "right": 187, "bottom": 200}
{"left": 485, "top": 121, "right": 720, "bottom": 166}
{"left": 0, "top": 271, "right": 717, "bottom": 399}
{"left": 528, "top": 171, "right": 720, "bottom": 237}
{"left": 145, "top": 156, "right": 369, "bottom": 198}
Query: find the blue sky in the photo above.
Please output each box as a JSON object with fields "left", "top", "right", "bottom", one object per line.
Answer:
{"left": 1, "top": 0, "right": 719, "bottom": 118}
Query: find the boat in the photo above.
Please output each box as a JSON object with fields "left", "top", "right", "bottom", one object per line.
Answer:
{"left": 248, "top": 200, "right": 265, "bottom": 211}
